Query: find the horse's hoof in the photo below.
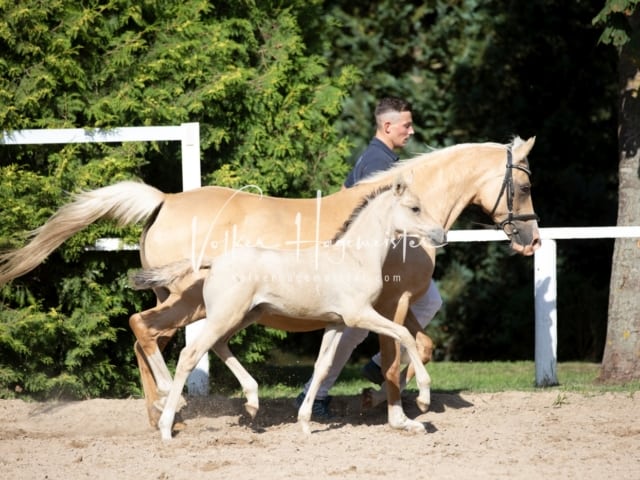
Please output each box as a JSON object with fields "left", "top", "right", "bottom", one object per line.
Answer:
{"left": 403, "top": 419, "right": 427, "bottom": 434}
{"left": 388, "top": 403, "right": 426, "bottom": 434}
{"left": 389, "top": 417, "right": 426, "bottom": 434}
{"left": 172, "top": 412, "right": 186, "bottom": 431}
{"left": 361, "top": 387, "right": 386, "bottom": 409}
{"left": 361, "top": 388, "right": 373, "bottom": 409}
{"left": 147, "top": 405, "right": 162, "bottom": 429}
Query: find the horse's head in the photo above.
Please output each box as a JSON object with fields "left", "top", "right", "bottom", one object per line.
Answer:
{"left": 392, "top": 175, "right": 447, "bottom": 247}
{"left": 478, "top": 136, "right": 541, "bottom": 256}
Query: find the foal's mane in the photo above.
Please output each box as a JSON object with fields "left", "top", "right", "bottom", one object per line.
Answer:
{"left": 331, "top": 184, "right": 392, "bottom": 244}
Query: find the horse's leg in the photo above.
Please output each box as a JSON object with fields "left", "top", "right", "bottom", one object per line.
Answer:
{"left": 297, "top": 325, "right": 344, "bottom": 434}
{"left": 400, "top": 318, "right": 434, "bottom": 385}
{"left": 375, "top": 293, "right": 428, "bottom": 433}
{"left": 372, "top": 294, "right": 408, "bottom": 429}
{"left": 405, "top": 312, "right": 434, "bottom": 374}
{"left": 349, "top": 307, "right": 431, "bottom": 434}
{"left": 129, "top": 285, "right": 206, "bottom": 427}
{"left": 367, "top": 311, "right": 434, "bottom": 410}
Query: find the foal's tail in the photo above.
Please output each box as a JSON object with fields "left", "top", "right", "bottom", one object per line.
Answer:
{"left": 129, "top": 259, "right": 213, "bottom": 290}
{"left": 0, "top": 181, "right": 166, "bottom": 285}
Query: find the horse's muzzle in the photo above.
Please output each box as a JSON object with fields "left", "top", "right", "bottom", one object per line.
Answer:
{"left": 508, "top": 221, "right": 541, "bottom": 256}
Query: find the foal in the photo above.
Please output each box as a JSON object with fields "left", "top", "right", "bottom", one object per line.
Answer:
{"left": 132, "top": 176, "right": 446, "bottom": 440}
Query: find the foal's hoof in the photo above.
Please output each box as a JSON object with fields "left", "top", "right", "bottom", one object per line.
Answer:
{"left": 416, "top": 395, "right": 430, "bottom": 413}
{"left": 244, "top": 402, "right": 259, "bottom": 419}
{"left": 299, "top": 419, "right": 312, "bottom": 435}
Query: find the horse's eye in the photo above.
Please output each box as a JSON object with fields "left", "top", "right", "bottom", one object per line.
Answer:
{"left": 411, "top": 206, "right": 420, "bottom": 213}
{"left": 520, "top": 184, "right": 531, "bottom": 194}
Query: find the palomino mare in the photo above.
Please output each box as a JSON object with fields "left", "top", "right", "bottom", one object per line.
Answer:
{"left": 0, "top": 136, "right": 540, "bottom": 433}
{"left": 131, "top": 178, "right": 447, "bottom": 440}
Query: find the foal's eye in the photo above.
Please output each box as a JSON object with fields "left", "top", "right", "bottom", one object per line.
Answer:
{"left": 411, "top": 206, "right": 420, "bottom": 213}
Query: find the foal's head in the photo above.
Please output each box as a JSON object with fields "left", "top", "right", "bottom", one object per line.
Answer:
{"left": 389, "top": 176, "right": 446, "bottom": 247}
{"left": 332, "top": 175, "right": 445, "bottom": 247}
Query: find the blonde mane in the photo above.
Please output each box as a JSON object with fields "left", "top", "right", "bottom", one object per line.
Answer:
{"left": 355, "top": 138, "right": 523, "bottom": 186}
{"left": 331, "top": 184, "right": 392, "bottom": 243}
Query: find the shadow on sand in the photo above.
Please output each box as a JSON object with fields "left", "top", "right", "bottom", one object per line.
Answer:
{"left": 179, "top": 389, "right": 474, "bottom": 435}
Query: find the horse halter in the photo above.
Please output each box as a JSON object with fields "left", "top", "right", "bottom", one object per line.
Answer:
{"left": 488, "top": 144, "right": 539, "bottom": 236}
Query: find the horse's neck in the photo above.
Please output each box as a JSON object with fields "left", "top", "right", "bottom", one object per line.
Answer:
{"left": 361, "top": 147, "right": 498, "bottom": 230}
{"left": 336, "top": 190, "right": 394, "bottom": 266}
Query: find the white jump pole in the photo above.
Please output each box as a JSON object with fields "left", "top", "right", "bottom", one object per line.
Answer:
{"left": 179, "top": 123, "right": 209, "bottom": 396}
{"left": 533, "top": 239, "right": 558, "bottom": 386}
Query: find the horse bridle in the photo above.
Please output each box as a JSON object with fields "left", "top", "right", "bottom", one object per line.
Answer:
{"left": 487, "top": 144, "right": 539, "bottom": 236}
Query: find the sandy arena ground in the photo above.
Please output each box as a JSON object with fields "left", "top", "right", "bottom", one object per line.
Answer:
{"left": 1, "top": 390, "right": 638, "bottom": 479}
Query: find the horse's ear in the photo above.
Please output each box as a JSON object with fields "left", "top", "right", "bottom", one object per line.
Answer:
{"left": 514, "top": 136, "right": 536, "bottom": 159}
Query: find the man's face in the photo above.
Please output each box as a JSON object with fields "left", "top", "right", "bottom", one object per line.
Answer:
{"left": 383, "top": 111, "right": 414, "bottom": 149}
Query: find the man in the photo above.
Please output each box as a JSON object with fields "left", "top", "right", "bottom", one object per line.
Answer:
{"left": 295, "top": 97, "right": 443, "bottom": 417}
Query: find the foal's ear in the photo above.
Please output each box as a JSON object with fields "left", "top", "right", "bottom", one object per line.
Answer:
{"left": 393, "top": 175, "right": 408, "bottom": 196}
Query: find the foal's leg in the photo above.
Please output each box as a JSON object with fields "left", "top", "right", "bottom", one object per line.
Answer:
{"left": 210, "top": 309, "right": 264, "bottom": 420}
{"left": 297, "top": 325, "right": 344, "bottom": 435}
{"left": 157, "top": 310, "right": 243, "bottom": 441}
{"left": 157, "top": 331, "right": 214, "bottom": 441}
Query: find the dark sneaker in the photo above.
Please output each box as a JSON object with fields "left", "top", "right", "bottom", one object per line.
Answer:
{"left": 295, "top": 392, "right": 332, "bottom": 419}
{"left": 361, "top": 360, "right": 385, "bottom": 385}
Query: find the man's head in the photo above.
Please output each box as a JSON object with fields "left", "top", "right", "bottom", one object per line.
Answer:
{"left": 374, "top": 97, "right": 414, "bottom": 150}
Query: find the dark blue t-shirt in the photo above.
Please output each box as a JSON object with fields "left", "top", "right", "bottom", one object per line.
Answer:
{"left": 344, "top": 137, "right": 399, "bottom": 188}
